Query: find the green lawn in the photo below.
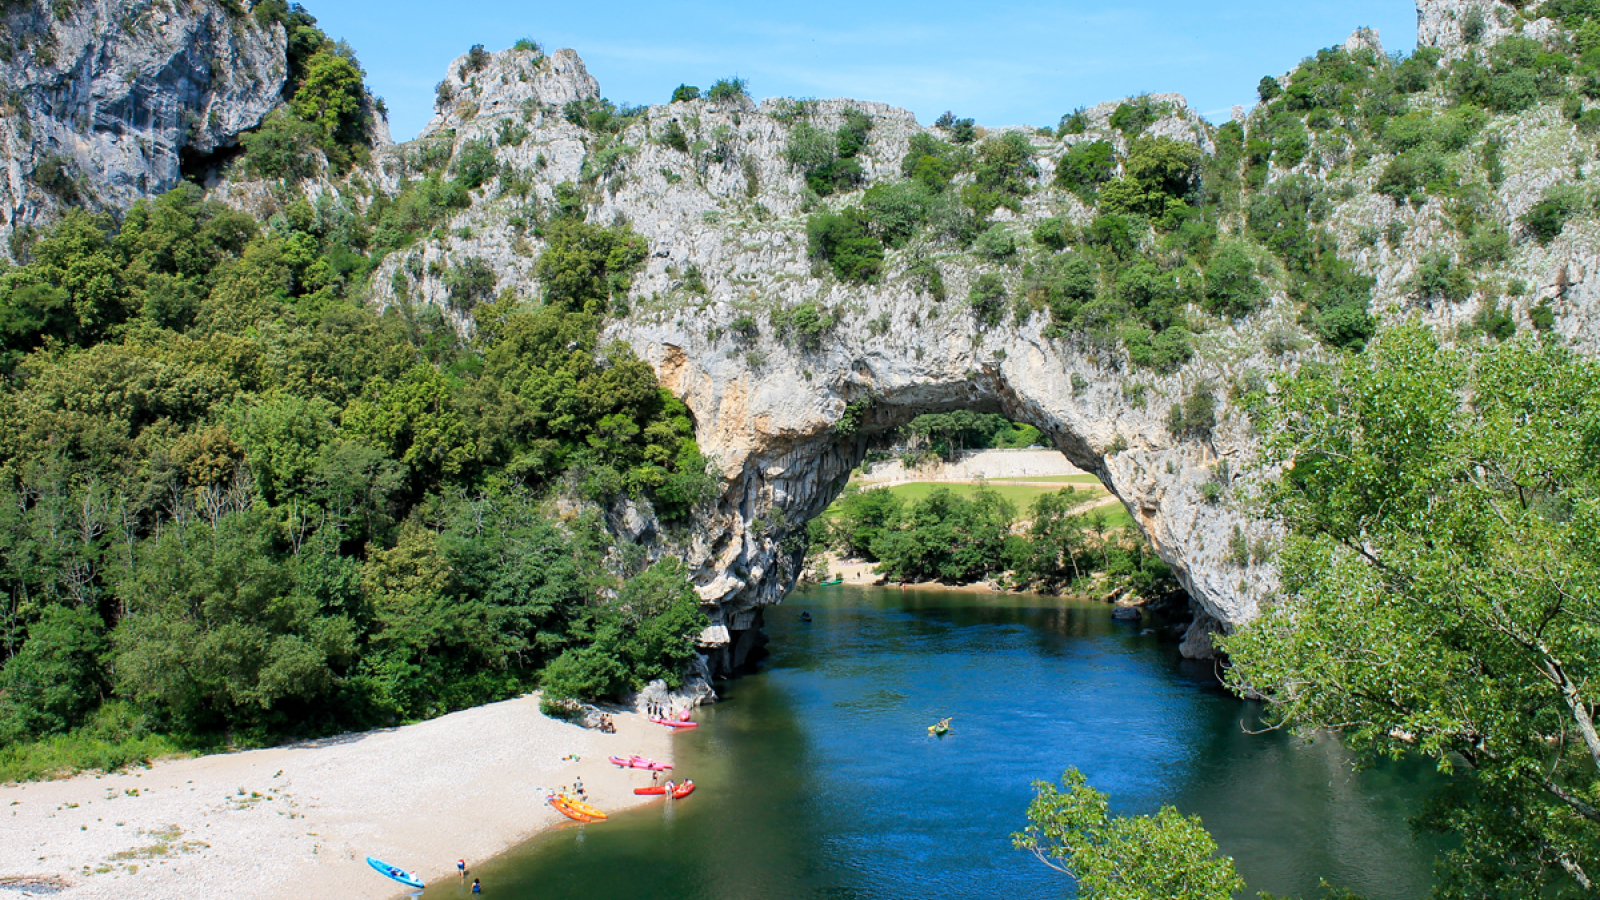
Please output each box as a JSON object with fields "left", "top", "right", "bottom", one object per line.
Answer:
{"left": 878, "top": 481, "right": 1091, "bottom": 510}
{"left": 824, "top": 480, "right": 1128, "bottom": 530}
{"left": 987, "top": 474, "right": 1103, "bottom": 484}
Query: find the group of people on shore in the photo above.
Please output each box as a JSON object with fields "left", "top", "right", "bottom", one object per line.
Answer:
{"left": 645, "top": 701, "right": 673, "bottom": 718}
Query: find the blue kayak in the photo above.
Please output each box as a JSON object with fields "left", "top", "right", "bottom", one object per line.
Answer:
{"left": 367, "top": 856, "right": 425, "bottom": 889}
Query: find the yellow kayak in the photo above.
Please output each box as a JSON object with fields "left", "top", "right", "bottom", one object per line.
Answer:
{"left": 564, "top": 797, "right": 608, "bottom": 819}
{"left": 548, "top": 796, "right": 593, "bottom": 822}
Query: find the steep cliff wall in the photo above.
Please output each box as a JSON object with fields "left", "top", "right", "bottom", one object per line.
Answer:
{"left": 348, "top": 0, "right": 1600, "bottom": 672}
{"left": 0, "top": 0, "right": 288, "bottom": 255}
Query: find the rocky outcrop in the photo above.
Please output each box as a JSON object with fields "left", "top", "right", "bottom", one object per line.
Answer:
{"left": 355, "top": 42, "right": 1275, "bottom": 673}
{"left": 0, "top": 0, "right": 288, "bottom": 256}
{"left": 350, "top": 1, "right": 1600, "bottom": 674}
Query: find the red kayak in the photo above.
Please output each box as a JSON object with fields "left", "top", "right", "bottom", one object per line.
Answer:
{"left": 650, "top": 717, "right": 698, "bottom": 729}
{"left": 634, "top": 786, "right": 667, "bottom": 795}
{"left": 673, "top": 781, "right": 696, "bottom": 799}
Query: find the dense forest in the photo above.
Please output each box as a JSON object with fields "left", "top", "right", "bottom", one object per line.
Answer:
{"left": 0, "top": 185, "right": 715, "bottom": 778}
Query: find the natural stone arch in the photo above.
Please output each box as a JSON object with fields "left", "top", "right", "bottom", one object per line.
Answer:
{"left": 614, "top": 291, "right": 1287, "bottom": 677}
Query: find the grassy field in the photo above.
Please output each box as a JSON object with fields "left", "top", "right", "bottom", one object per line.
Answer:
{"left": 825, "top": 480, "right": 1129, "bottom": 530}
{"left": 987, "top": 474, "right": 1103, "bottom": 484}
{"left": 875, "top": 481, "right": 1093, "bottom": 510}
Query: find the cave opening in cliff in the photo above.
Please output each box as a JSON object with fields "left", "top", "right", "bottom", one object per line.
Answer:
{"left": 179, "top": 141, "right": 247, "bottom": 189}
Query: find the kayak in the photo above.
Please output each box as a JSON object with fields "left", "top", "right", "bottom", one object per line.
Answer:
{"left": 366, "top": 856, "right": 424, "bottom": 889}
{"left": 672, "top": 781, "right": 696, "bottom": 799}
{"left": 634, "top": 785, "right": 667, "bottom": 795}
{"left": 818, "top": 576, "right": 843, "bottom": 585}
{"left": 650, "top": 717, "right": 698, "bottom": 729}
{"left": 548, "top": 795, "right": 592, "bottom": 822}
{"left": 564, "top": 797, "right": 608, "bottom": 819}
{"left": 609, "top": 754, "right": 671, "bottom": 770}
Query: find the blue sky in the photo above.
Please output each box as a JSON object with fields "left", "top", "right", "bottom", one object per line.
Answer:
{"left": 301, "top": 1, "right": 1420, "bottom": 141}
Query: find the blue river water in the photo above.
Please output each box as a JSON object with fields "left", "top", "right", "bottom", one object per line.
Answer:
{"left": 422, "top": 586, "right": 1441, "bottom": 899}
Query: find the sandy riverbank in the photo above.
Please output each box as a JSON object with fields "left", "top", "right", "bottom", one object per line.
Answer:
{"left": 0, "top": 694, "right": 680, "bottom": 899}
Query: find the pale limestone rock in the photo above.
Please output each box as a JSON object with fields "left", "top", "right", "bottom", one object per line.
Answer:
{"left": 0, "top": 0, "right": 288, "bottom": 256}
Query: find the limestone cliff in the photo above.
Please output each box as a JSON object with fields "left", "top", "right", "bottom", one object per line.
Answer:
{"left": 0, "top": 0, "right": 288, "bottom": 254}
{"left": 345, "top": 0, "right": 1600, "bottom": 672}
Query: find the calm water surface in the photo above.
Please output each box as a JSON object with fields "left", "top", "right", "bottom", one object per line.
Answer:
{"left": 425, "top": 586, "right": 1440, "bottom": 899}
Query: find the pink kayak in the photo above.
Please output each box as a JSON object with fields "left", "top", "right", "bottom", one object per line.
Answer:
{"left": 609, "top": 755, "right": 672, "bottom": 771}
{"left": 650, "top": 717, "right": 699, "bottom": 729}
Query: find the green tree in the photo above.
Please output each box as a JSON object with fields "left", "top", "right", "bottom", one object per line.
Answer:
{"left": 1013, "top": 768, "right": 1243, "bottom": 900}
{"left": 1227, "top": 326, "right": 1600, "bottom": 896}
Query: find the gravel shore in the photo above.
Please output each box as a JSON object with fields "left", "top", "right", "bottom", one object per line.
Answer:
{"left": 0, "top": 694, "right": 676, "bottom": 899}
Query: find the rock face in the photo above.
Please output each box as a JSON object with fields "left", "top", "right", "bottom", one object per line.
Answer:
{"left": 349, "top": 0, "right": 1600, "bottom": 675}
{"left": 0, "top": 0, "right": 288, "bottom": 255}
{"left": 359, "top": 44, "right": 1273, "bottom": 674}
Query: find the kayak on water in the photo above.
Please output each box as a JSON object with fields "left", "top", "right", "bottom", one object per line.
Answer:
{"left": 366, "top": 856, "right": 424, "bottom": 889}
{"left": 672, "top": 780, "right": 696, "bottom": 799}
{"left": 650, "top": 717, "right": 699, "bottom": 729}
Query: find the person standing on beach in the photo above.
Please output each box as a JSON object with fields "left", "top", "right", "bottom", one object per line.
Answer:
{"left": 458, "top": 859, "right": 467, "bottom": 879}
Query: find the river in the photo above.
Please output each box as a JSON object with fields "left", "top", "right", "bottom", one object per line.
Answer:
{"left": 430, "top": 586, "right": 1441, "bottom": 899}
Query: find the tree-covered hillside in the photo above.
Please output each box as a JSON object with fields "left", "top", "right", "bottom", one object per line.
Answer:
{"left": 0, "top": 183, "right": 713, "bottom": 778}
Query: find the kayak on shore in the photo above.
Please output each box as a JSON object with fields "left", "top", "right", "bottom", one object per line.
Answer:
{"left": 609, "top": 754, "right": 671, "bottom": 770}
{"left": 636, "top": 780, "right": 695, "bottom": 799}
{"left": 366, "top": 856, "right": 424, "bottom": 889}
{"left": 548, "top": 795, "right": 595, "bottom": 822}
{"left": 650, "top": 717, "right": 699, "bottom": 728}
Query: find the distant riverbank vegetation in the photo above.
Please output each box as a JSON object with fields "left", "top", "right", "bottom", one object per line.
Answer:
{"left": 817, "top": 480, "right": 1168, "bottom": 601}
{"left": 0, "top": 187, "right": 712, "bottom": 781}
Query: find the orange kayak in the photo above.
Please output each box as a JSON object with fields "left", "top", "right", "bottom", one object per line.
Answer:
{"left": 565, "top": 797, "right": 608, "bottom": 819}
{"left": 672, "top": 781, "right": 695, "bottom": 799}
{"left": 548, "top": 796, "right": 592, "bottom": 822}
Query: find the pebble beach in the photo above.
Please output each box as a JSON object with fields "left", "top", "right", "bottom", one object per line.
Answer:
{"left": 0, "top": 694, "right": 675, "bottom": 899}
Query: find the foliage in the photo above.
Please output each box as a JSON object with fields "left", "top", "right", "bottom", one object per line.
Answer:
{"left": 0, "top": 189, "right": 713, "bottom": 769}
{"left": 241, "top": 8, "right": 372, "bottom": 176}
{"left": 670, "top": 84, "right": 700, "bottom": 103}
{"left": 540, "top": 557, "right": 708, "bottom": 703}
{"left": 1165, "top": 384, "right": 1216, "bottom": 441}
{"left": 900, "top": 133, "right": 966, "bottom": 193}
{"left": 1055, "top": 140, "right": 1115, "bottom": 201}
{"left": 706, "top": 77, "right": 749, "bottom": 103}
{"left": 1523, "top": 186, "right": 1580, "bottom": 245}
{"left": 871, "top": 486, "right": 1016, "bottom": 583}
{"left": 1109, "top": 95, "right": 1166, "bottom": 136}
{"left": 968, "top": 272, "right": 1007, "bottom": 326}
{"left": 829, "top": 485, "right": 903, "bottom": 560}
{"left": 1227, "top": 326, "right": 1600, "bottom": 897}
{"left": 771, "top": 301, "right": 836, "bottom": 352}
{"left": 807, "top": 208, "right": 883, "bottom": 282}
{"left": 1013, "top": 768, "right": 1243, "bottom": 900}
{"left": 785, "top": 110, "right": 873, "bottom": 197}
{"left": 964, "top": 132, "right": 1038, "bottom": 216}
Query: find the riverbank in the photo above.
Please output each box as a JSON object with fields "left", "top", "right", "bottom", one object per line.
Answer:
{"left": 0, "top": 695, "right": 676, "bottom": 900}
